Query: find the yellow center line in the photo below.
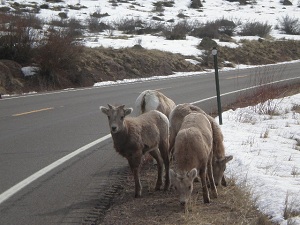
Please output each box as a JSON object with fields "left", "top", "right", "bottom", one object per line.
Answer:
{"left": 226, "top": 75, "right": 249, "bottom": 80}
{"left": 12, "top": 107, "right": 54, "bottom": 117}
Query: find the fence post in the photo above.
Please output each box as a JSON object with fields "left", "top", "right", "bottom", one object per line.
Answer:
{"left": 212, "top": 47, "right": 222, "bottom": 125}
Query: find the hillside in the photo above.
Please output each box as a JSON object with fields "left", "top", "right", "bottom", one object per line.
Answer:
{"left": 0, "top": 0, "right": 300, "bottom": 95}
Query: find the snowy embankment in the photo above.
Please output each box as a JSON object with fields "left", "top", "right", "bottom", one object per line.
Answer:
{"left": 221, "top": 93, "right": 300, "bottom": 225}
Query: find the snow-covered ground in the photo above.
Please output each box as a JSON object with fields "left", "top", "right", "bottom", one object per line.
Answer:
{"left": 3, "top": 0, "right": 300, "bottom": 56}
{"left": 220, "top": 93, "right": 300, "bottom": 225}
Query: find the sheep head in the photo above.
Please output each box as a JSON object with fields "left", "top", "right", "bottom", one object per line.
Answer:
{"left": 100, "top": 104, "right": 133, "bottom": 133}
{"left": 213, "top": 155, "right": 233, "bottom": 186}
{"left": 169, "top": 168, "right": 197, "bottom": 206}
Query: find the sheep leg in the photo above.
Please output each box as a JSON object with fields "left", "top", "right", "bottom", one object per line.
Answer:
{"left": 149, "top": 149, "right": 163, "bottom": 190}
{"left": 128, "top": 157, "right": 142, "bottom": 198}
{"left": 159, "top": 140, "right": 170, "bottom": 191}
{"left": 199, "top": 168, "right": 210, "bottom": 203}
{"left": 221, "top": 175, "right": 227, "bottom": 186}
{"left": 207, "top": 158, "right": 218, "bottom": 198}
{"left": 133, "top": 167, "right": 142, "bottom": 198}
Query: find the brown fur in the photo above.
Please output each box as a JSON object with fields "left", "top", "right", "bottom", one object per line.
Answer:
{"left": 170, "top": 113, "right": 217, "bottom": 205}
{"left": 169, "top": 103, "right": 233, "bottom": 186}
{"left": 100, "top": 104, "right": 170, "bottom": 198}
{"left": 135, "top": 90, "right": 176, "bottom": 118}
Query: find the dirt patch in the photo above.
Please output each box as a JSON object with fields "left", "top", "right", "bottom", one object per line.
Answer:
{"left": 100, "top": 160, "right": 271, "bottom": 225}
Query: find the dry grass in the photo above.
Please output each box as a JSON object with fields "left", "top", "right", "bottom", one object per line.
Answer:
{"left": 100, "top": 161, "right": 272, "bottom": 225}
{"left": 218, "top": 40, "right": 300, "bottom": 65}
{"left": 222, "top": 83, "right": 300, "bottom": 116}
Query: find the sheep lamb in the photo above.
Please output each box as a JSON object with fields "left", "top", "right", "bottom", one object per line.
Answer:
{"left": 100, "top": 104, "right": 170, "bottom": 198}
{"left": 170, "top": 112, "right": 218, "bottom": 206}
{"left": 169, "top": 103, "right": 233, "bottom": 186}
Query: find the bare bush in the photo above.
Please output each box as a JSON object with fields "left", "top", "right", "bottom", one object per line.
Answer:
{"left": 48, "top": 16, "right": 83, "bottom": 37}
{"left": 0, "top": 12, "right": 42, "bottom": 63}
{"left": 162, "top": 20, "right": 191, "bottom": 40}
{"left": 86, "top": 16, "right": 110, "bottom": 33}
{"left": 67, "top": 17, "right": 84, "bottom": 37}
{"left": 153, "top": 0, "right": 175, "bottom": 12}
{"left": 191, "top": 18, "right": 236, "bottom": 39}
{"left": 190, "top": 0, "right": 203, "bottom": 8}
{"left": 284, "top": 192, "right": 300, "bottom": 220}
{"left": 136, "top": 21, "right": 164, "bottom": 35}
{"left": 49, "top": 18, "right": 67, "bottom": 27}
{"left": 0, "top": 6, "right": 10, "bottom": 12}
{"left": 34, "top": 28, "right": 83, "bottom": 87}
{"left": 239, "top": 21, "right": 272, "bottom": 37}
{"left": 90, "top": 7, "right": 110, "bottom": 18}
{"left": 114, "top": 17, "right": 144, "bottom": 34}
{"left": 191, "top": 20, "right": 220, "bottom": 38}
{"left": 278, "top": 15, "right": 300, "bottom": 35}
{"left": 216, "top": 18, "right": 236, "bottom": 36}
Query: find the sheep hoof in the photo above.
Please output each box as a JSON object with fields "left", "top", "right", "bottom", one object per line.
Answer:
{"left": 155, "top": 186, "right": 161, "bottom": 191}
{"left": 204, "top": 198, "right": 210, "bottom": 204}
{"left": 135, "top": 192, "right": 142, "bottom": 198}
{"left": 211, "top": 190, "right": 218, "bottom": 199}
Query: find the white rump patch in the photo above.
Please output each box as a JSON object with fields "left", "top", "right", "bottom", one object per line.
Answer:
{"left": 135, "top": 90, "right": 160, "bottom": 115}
{"left": 144, "top": 91, "right": 160, "bottom": 111}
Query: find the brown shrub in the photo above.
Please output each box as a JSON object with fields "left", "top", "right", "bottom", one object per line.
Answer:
{"left": 33, "top": 28, "right": 83, "bottom": 88}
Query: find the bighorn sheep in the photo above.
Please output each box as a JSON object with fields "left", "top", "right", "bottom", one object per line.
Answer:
{"left": 169, "top": 103, "right": 233, "bottom": 186}
{"left": 135, "top": 89, "right": 176, "bottom": 118}
{"left": 100, "top": 104, "right": 170, "bottom": 198}
{"left": 170, "top": 112, "right": 218, "bottom": 205}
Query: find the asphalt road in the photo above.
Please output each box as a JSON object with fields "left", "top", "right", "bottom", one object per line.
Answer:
{"left": 0, "top": 62, "right": 299, "bottom": 224}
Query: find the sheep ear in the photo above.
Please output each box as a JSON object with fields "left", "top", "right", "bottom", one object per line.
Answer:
{"left": 108, "top": 104, "right": 113, "bottom": 109}
{"left": 169, "top": 169, "right": 179, "bottom": 188}
{"left": 188, "top": 168, "right": 197, "bottom": 180}
{"left": 225, "top": 155, "right": 233, "bottom": 163}
{"left": 100, "top": 106, "right": 108, "bottom": 115}
{"left": 124, "top": 107, "right": 133, "bottom": 116}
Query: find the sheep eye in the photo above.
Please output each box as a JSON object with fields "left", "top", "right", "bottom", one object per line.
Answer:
{"left": 120, "top": 116, "right": 124, "bottom": 120}
{"left": 107, "top": 116, "right": 110, "bottom": 119}
{"left": 188, "top": 186, "right": 191, "bottom": 190}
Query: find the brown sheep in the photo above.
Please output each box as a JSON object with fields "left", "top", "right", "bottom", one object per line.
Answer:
{"left": 169, "top": 103, "right": 233, "bottom": 186}
{"left": 135, "top": 89, "right": 176, "bottom": 118}
{"left": 100, "top": 104, "right": 170, "bottom": 198}
{"left": 170, "top": 112, "right": 218, "bottom": 205}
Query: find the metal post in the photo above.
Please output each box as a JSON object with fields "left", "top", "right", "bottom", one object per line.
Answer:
{"left": 212, "top": 47, "right": 222, "bottom": 125}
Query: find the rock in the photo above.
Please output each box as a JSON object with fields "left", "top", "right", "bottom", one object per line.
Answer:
{"left": 0, "top": 60, "right": 24, "bottom": 94}
{"left": 199, "top": 37, "right": 218, "bottom": 50}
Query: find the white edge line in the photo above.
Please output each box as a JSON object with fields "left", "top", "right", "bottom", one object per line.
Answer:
{"left": 0, "top": 134, "right": 111, "bottom": 205}
{"left": 1, "top": 76, "right": 299, "bottom": 205}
